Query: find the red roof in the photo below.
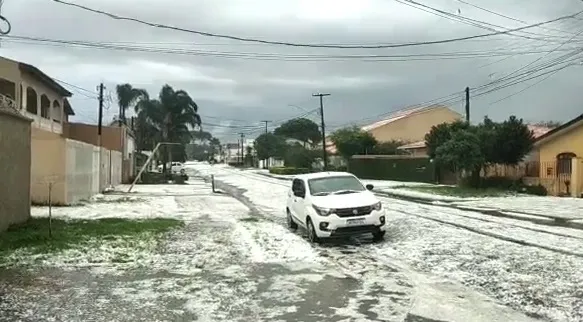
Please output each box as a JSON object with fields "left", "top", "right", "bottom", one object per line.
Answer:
{"left": 527, "top": 124, "right": 552, "bottom": 139}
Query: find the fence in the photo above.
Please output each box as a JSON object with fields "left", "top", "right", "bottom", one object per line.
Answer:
{"left": 522, "top": 159, "right": 582, "bottom": 197}
{"left": 0, "top": 108, "right": 32, "bottom": 232}
{"left": 349, "top": 155, "right": 437, "bottom": 183}
{"left": 523, "top": 159, "right": 583, "bottom": 196}
{"left": 31, "top": 129, "right": 123, "bottom": 205}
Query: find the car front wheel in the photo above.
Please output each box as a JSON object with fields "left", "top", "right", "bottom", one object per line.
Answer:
{"left": 287, "top": 209, "right": 298, "bottom": 231}
{"left": 307, "top": 219, "right": 320, "bottom": 244}
{"left": 373, "top": 231, "right": 385, "bottom": 242}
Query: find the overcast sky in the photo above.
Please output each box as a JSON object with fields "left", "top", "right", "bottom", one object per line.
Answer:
{"left": 1, "top": 0, "right": 582, "bottom": 142}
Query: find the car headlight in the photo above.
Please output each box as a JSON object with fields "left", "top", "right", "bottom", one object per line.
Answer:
{"left": 313, "top": 205, "right": 333, "bottom": 216}
{"left": 372, "top": 201, "right": 382, "bottom": 211}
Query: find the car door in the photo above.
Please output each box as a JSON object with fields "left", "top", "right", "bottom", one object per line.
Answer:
{"left": 293, "top": 179, "right": 308, "bottom": 227}
{"left": 290, "top": 179, "right": 307, "bottom": 227}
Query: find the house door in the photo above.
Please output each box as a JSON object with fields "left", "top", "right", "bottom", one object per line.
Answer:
{"left": 556, "top": 152, "right": 576, "bottom": 195}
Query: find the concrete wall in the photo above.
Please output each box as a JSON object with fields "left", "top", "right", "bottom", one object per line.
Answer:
{"left": 368, "top": 107, "right": 462, "bottom": 143}
{"left": 65, "top": 139, "right": 100, "bottom": 203}
{"left": 100, "top": 147, "right": 122, "bottom": 189}
{"left": 31, "top": 127, "right": 67, "bottom": 204}
{"left": 65, "top": 122, "right": 123, "bottom": 152}
{"left": 0, "top": 109, "right": 32, "bottom": 232}
{"left": 65, "top": 139, "right": 122, "bottom": 204}
{"left": 31, "top": 128, "right": 123, "bottom": 205}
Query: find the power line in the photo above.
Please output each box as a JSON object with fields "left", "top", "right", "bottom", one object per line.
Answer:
{"left": 6, "top": 35, "right": 583, "bottom": 62}
{"left": 0, "top": 0, "right": 11, "bottom": 35}
{"left": 488, "top": 64, "right": 572, "bottom": 106}
{"left": 49, "top": 0, "right": 583, "bottom": 49}
{"left": 394, "top": 0, "right": 576, "bottom": 42}
{"left": 455, "top": 0, "right": 579, "bottom": 36}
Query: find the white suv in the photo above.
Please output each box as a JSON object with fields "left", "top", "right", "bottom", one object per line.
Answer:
{"left": 157, "top": 162, "right": 185, "bottom": 174}
{"left": 286, "top": 172, "right": 386, "bottom": 243}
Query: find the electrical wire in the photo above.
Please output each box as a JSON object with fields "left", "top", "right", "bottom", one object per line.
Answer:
{"left": 49, "top": 0, "right": 582, "bottom": 49}
{"left": 488, "top": 64, "right": 572, "bottom": 106}
{"left": 394, "top": 0, "right": 577, "bottom": 42}
{"left": 3, "top": 35, "right": 583, "bottom": 63}
{"left": 0, "top": 0, "right": 11, "bottom": 35}
{"left": 455, "top": 0, "right": 579, "bottom": 36}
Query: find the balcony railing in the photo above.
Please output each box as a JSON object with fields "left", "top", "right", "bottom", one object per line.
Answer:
{"left": 0, "top": 93, "right": 63, "bottom": 134}
{"left": 0, "top": 93, "right": 17, "bottom": 111}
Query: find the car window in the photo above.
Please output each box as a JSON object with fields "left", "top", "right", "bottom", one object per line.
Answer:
{"left": 291, "top": 179, "right": 302, "bottom": 191}
{"left": 308, "top": 176, "right": 365, "bottom": 195}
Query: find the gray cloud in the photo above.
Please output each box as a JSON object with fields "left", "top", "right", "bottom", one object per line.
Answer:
{"left": 1, "top": 0, "right": 582, "bottom": 141}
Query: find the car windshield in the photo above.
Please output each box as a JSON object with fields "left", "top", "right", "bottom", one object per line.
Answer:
{"left": 308, "top": 176, "right": 365, "bottom": 196}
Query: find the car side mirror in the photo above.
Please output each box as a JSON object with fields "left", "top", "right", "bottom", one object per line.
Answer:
{"left": 366, "top": 184, "right": 374, "bottom": 191}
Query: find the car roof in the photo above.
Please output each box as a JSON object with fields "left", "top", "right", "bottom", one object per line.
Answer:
{"left": 293, "top": 171, "right": 355, "bottom": 180}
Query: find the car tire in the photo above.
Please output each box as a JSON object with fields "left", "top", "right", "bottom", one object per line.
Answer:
{"left": 287, "top": 209, "right": 298, "bottom": 231}
{"left": 306, "top": 218, "right": 320, "bottom": 244}
{"left": 372, "top": 231, "right": 386, "bottom": 242}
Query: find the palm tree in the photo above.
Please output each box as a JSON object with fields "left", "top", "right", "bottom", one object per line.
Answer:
{"left": 136, "top": 84, "right": 201, "bottom": 174}
{"left": 116, "top": 84, "right": 148, "bottom": 125}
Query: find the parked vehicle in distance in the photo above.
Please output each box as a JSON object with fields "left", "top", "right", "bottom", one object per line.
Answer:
{"left": 157, "top": 162, "right": 185, "bottom": 174}
{"left": 286, "top": 172, "right": 386, "bottom": 243}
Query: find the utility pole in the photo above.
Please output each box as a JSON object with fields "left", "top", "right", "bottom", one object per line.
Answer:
{"left": 261, "top": 120, "right": 270, "bottom": 134}
{"left": 261, "top": 120, "right": 270, "bottom": 168}
{"left": 313, "top": 93, "right": 330, "bottom": 170}
{"left": 239, "top": 133, "right": 245, "bottom": 165}
{"left": 97, "top": 83, "right": 104, "bottom": 190}
{"left": 465, "top": 86, "right": 470, "bottom": 123}
{"left": 97, "top": 83, "right": 104, "bottom": 141}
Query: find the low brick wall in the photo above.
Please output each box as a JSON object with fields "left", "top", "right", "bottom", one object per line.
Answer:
{"left": 0, "top": 109, "right": 32, "bottom": 232}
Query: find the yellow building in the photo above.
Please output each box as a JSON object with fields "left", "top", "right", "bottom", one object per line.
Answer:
{"left": 526, "top": 114, "right": 583, "bottom": 197}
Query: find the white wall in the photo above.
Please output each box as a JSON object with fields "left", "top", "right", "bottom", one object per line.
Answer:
{"left": 65, "top": 138, "right": 122, "bottom": 204}
{"left": 66, "top": 139, "right": 99, "bottom": 203}
{"left": 100, "top": 147, "right": 122, "bottom": 189}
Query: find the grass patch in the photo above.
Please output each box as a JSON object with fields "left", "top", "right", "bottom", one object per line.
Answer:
{"left": 0, "top": 218, "right": 183, "bottom": 258}
{"left": 406, "top": 186, "right": 511, "bottom": 197}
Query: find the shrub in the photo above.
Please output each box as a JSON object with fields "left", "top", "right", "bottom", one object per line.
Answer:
{"left": 173, "top": 174, "right": 186, "bottom": 184}
{"left": 140, "top": 172, "right": 168, "bottom": 184}
{"left": 269, "top": 167, "right": 311, "bottom": 175}
{"left": 327, "top": 165, "right": 348, "bottom": 172}
{"left": 522, "top": 184, "right": 548, "bottom": 196}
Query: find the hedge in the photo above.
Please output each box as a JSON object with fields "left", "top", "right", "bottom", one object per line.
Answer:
{"left": 269, "top": 167, "right": 311, "bottom": 175}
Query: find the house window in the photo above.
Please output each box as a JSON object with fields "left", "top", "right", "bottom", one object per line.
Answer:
{"left": 52, "top": 100, "right": 61, "bottom": 122}
{"left": 26, "top": 87, "right": 38, "bottom": 114}
{"left": 557, "top": 152, "right": 576, "bottom": 175}
{"left": 40, "top": 94, "right": 51, "bottom": 119}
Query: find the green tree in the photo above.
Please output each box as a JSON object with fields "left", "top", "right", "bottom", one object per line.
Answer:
{"left": 274, "top": 118, "right": 321, "bottom": 147}
{"left": 330, "top": 126, "right": 378, "bottom": 160}
{"left": 191, "top": 130, "right": 213, "bottom": 144}
{"left": 372, "top": 140, "right": 404, "bottom": 155}
{"left": 116, "top": 84, "right": 147, "bottom": 125}
{"left": 435, "top": 130, "right": 484, "bottom": 178}
{"left": 492, "top": 116, "right": 534, "bottom": 165}
{"left": 284, "top": 144, "right": 317, "bottom": 168}
{"left": 209, "top": 137, "right": 221, "bottom": 160}
{"left": 135, "top": 84, "right": 201, "bottom": 173}
{"left": 425, "top": 120, "right": 470, "bottom": 159}
{"left": 254, "top": 133, "right": 286, "bottom": 161}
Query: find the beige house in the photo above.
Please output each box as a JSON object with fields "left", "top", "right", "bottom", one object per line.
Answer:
{"left": 0, "top": 56, "right": 123, "bottom": 204}
{"left": 325, "top": 105, "right": 462, "bottom": 158}
{"left": 362, "top": 105, "right": 463, "bottom": 143}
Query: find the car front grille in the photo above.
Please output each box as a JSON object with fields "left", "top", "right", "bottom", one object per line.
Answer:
{"left": 334, "top": 205, "right": 373, "bottom": 218}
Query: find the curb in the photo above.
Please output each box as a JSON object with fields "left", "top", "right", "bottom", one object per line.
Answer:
{"left": 375, "top": 190, "right": 583, "bottom": 230}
